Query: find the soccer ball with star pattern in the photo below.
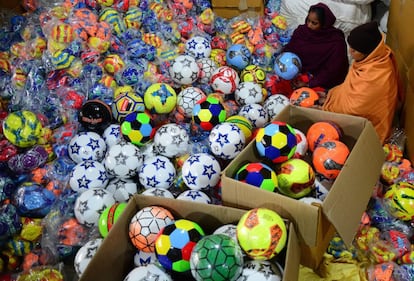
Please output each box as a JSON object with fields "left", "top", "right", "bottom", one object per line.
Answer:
{"left": 197, "top": 57, "right": 217, "bottom": 84}
{"left": 104, "top": 142, "right": 143, "bottom": 179}
{"left": 141, "top": 187, "right": 175, "bottom": 198}
{"left": 105, "top": 177, "right": 138, "bottom": 202}
{"left": 238, "top": 260, "right": 283, "bottom": 281}
{"left": 102, "top": 123, "right": 124, "bottom": 148}
{"left": 74, "top": 238, "right": 103, "bottom": 277}
{"left": 263, "top": 94, "right": 290, "bottom": 120}
{"left": 176, "top": 87, "right": 206, "bottom": 118}
{"left": 208, "top": 123, "right": 246, "bottom": 160}
{"left": 138, "top": 155, "right": 176, "bottom": 189}
{"left": 123, "top": 263, "right": 172, "bottom": 281}
{"left": 181, "top": 153, "right": 221, "bottom": 190}
{"left": 235, "top": 81, "right": 265, "bottom": 106}
{"left": 185, "top": 35, "right": 212, "bottom": 59}
{"left": 153, "top": 123, "right": 190, "bottom": 158}
{"left": 74, "top": 188, "right": 116, "bottom": 227}
{"left": 169, "top": 54, "right": 200, "bottom": 85}
{"left": 68, "top": 132, "right": 107, "bottom": 164}
{"left": 238, "top": 103, "right": 269, "bottom": 128}
{"left": 69, "top": 160, "right": 109, "bottom": 193}
{"left": 176, "top": 190, "right": 212, "bottom": 204}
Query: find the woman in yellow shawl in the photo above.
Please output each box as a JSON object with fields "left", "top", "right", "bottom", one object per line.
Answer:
{"left": 322, "top": 22, "right": 402, "bottom": 143}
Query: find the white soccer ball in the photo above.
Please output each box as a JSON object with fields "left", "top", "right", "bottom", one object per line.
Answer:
{"left": 69, "top": 160, "right": 109, "bottom": 193}
{"left": 105, "top": 177, "right": 138, "bottom": 202}
{"left": 74, "top": 238, "right": 103, "bottom": 277}
{"left": 134, "top": 250, "right": 158, "bottom": 266}
{"left": 68, "top": 131, "right": 107, "bottom": 164}
{"left": 293, "top": 128, "right": 308, "bottom": 158}
{"left": 102, "top": 124, "right": 124, "bottom": 148}
{"left": 153, "top": 123, "right": 190, "bottom": 158}
{"left": 181, "top": 153, "right": 221, "bottom": 190}
{"left": 263, "top": 94, "right": 290, "bottom": 120}
{"left": 213, "top": 224, "right": 238, "bottom": 243}
{"left": 185, "top": 35, "right": 212, "bottom": 59}
{"left": 210, "top": 66, "right": 240, "bottom": 95}
{"left": 138, "top": 155, "right": 176, "bottom": 189}
{"left": 238, "top": 103, "right": 269, "bottom": 128}
{"left": 314, "top": 174, "right": 334, "bottom": 201}
{"left": 104, "top": 142, "right": 143, "bottom": 179}
{"left": 123, "top": 263, "right": 172, "bottom": 281}
{"left": 197, "top": 57, "right": 217, "bottom": 84}
{"left": 176, "top": 190, "right": 211, "bottom": 204}
{"left": 74, "top": 188, "right": 116, "bottom": 227}
{"left": 141, "top": 187, "right": 175, "bottom": 198}
{"left": 169, "top": 54, "right": 200, "bottom": 85}
{"left": 237, "top": 260, "right": 283, "bottom": 281}
{"left": 234, "top": 81, "right": 264, "bottom": 106}
{"left": 208, "top": 123, "right": 246, "bottom": 160}
{"left": 177, "top": 87, "right": 206, "bottom": 118}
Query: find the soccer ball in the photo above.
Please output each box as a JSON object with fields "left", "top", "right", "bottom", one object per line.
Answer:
{"left": 277, "top": 158, "right": 315, "bottom": 199}
{"left": 177, "top": 87, "right": 206, "bottom": 118}
{"left": 102, "top": 124, "right": 123, "bottom": 147}
{"left": 234, "top": 81, "right": 264, "bottom": 106}
{"left": 290, "top": 87, "right": 319, "bottom": 108}
{"left": 314, "top": 174, "right": 334, "bottom": 201}
{"left": 68, "top": 132, "right": 107, "bottom": 164}
{"left": 185, "top": 36, "right": 212, "bottom": 59}
{"left": 213, "top": 224, "right": 238, "bottom": 243}
{"left": 273, "top": 52, "right": 302, "bottom": 80}
{"left": 384, "top": 182, "right": 414, "bottom": 221}
{"left": 240, "top": 64, "right": 266, "bottom": 86}
{"left": 192, "top": 96, "right": 227, "bottom": 131}
{"left": 2, "top": 110, "right": 42, "bottom": 148}
{"left": 153, "top": 123, "right": 190, "bottom": 158}
{"left": 155, "top": 219, "right": 205, "bottom": 272}
{"left": 69, "top": 160, "right": 109, "bottom": 193}
{"left": 120, "top": 111, "right": 156, "bottom": 147}
{"left": 141, "top": 187, "right": 175, "bottom": 199}
{"left": 238, "top": 260, "right": 283, "bottom": 281}
{"left": 129, "top": 206, "right": 175, "bottom": 252}
{"left": 255, "top": 121, "right": 297, "bottom": 163}
{"left": 74, "top": 238, "right": 103, "bottom": 277}
{"left": 236, "top": 208, "right": 287, "bottom": 260}
{"left": 103, "top": 53, "right": 125, "bottom": 75}
{"left": 294, "top": 128, "right": 308, "bottom": 158}
{"left": 111, "top": 92, "right": 145, "bottom": 122}
{"left": 123, "top": 263, "right": 172, "bottom": 281}
{"left": 306, "top": 121, "right": 342, "bottom": 152}
{"left": 235, "top": 162, "right": 278, "bottom": 192}
{"left": 312, "top": 140, "right": 350, "bottom": 179}
{"left": 208, "top": 123, "right": 246, "bottom": 160}
{"left": 74, "top": 188, "right": 116, "bottom": 227}
{"left": 238, "top": 103, "right": 269, "bottom": 128}
{"left": 138, "top": 155, "right": 176, "bottom": 189}
{"left": 104, "top": 142, "right": 143, "bottom": 178}
{"left": 169, "top": 54, "right": 200, "bottom": 85}
{"left": 181, "top": 153, "right": 221, "bottom": 190}
{"left": 210, "top": 49, "right": 227, "bottom": 67}
{"left": 263, "top": 94, "right": 290, "bottom": 120}
{"left": 134, "top": 250, "right": 158, "bottom": 266}
{"left": 176, "top": 190, "right": 212, "bottom": 204}
{"left": 98, "top": 202, "right": 127, "bottom": 237}
{"left": 116, "top": 62, "right": 145, "bottom": 86}
{"left": 190, "top": 234, "right": 244, "bottom": 281}
{"left": 210, "top": 66, "right": 240, "bottom": 95}
{"left": 226, "top": 44, "right": 251, "bottom": 71}
{"left": 105, "top": 177, "right": 138, "bottom": 202}
{"left": 197, "top": 57, "right": 217, "bottom": 84}
{"left": 225, "top": 115, "right": 253, "bottom": 142}
{"left": 144, "top": 83, "right": 177, "bottom": 114}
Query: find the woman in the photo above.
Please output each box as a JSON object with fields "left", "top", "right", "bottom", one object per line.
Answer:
{"left": 322, "top": 21, "right": 402, "bottom": 143}
{"left": 284, "top": 3, "right": 349, "bottom": 90}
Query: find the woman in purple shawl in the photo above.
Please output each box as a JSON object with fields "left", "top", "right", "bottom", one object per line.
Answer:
{"left": 284, "top": 2, "right": 349, "bottom": 90}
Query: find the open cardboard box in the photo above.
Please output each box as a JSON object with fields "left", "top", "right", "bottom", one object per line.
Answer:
{"left": 221, "top": 105, "right": 385, "bottom": 269}
{"left": 79, "top": 194, "right": 300, "bottom": 281}
{"left": 211, "top": 0, "right": 264, "bottom": 18}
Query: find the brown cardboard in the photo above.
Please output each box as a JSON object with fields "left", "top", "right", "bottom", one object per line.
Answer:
{"left": 211, "top": 0, "right": 264, "bottom": 18}
{"left": 80, "top": 194, "right": 300, "bottom": 281}
{"left": 221, "top": 105, "right": 384, "bottom": 269}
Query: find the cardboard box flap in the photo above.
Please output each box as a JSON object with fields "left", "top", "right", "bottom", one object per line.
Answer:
{"left": 322, "top": 120, "right": 384, "bottom": 245}
{"left": 211, "top": 0, "right": 262, "bottom": 9}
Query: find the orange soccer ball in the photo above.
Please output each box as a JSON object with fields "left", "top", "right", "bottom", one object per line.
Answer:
{"left": 312, "top": 140, "right": 350, "bottom": 179}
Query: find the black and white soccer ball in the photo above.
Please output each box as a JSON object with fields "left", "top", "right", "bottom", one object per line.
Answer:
{"left": 169, "top": 54, "right": 200, "bottom": 85}
{"left": 105, "top": 177, "right": 138, "bottom": 202}
{"left": 104, "top": 142, "right": 143, "bottom": 178}
{"left": 74, "top": 238, "right": 103, "bottom": 277}
{"left": 153, "top": 123, "right": 190, "bottom": 158}
{"left": 234, "top": 81, "right": 264, "bottom": 106}
{"left": 263, "top": 94, "right": 290, "bottom": 120}
{"left": 177, "top": 87, "right": 206, "bottom": 118}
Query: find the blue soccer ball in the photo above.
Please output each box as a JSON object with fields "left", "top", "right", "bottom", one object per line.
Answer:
{"left": 226, "top": 44, "right": 251, "bottom": 71}
{"left": 273, "top": 52, "right": 302, "bottom": 80}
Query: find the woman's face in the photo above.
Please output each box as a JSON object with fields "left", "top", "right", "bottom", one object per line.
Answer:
{"left": 306, "top": 11, "right": 321, "bottom": 31}
{"left": 349, "top": 47, "right": 368, "bottom": 62}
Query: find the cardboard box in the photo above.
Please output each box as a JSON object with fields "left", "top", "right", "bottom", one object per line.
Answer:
{"left": 221, "top": 105, "right": 384, "bottom": 269}
{"left": 386, "top": 0, "right": 414, "bottom": 163}
{"left": 79, "top": 194, "right": 300, "bottom": 281}
{"left": 211, "top": 0, "right": 264, "bottom": 18}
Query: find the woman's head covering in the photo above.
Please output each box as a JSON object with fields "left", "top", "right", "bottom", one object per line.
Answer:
{"left": 347, "top": 22, "right": 382, "bottom": 54}
{"left": 308, "top": 2, "right": 336, "bottom": 28}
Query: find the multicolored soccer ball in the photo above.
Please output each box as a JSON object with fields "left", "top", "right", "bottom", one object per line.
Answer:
{"left": 290, "top": 87, "right": 319, "bottom": 108}
{"left": 225, "top": 115, "right": 253, "bottom": 142}
{"left": 277, "top": 158, "right": 315, "bottom": 199}
{"left": 210, "top": 66, "right": 240, "bottom": 95}
{"left": 255, "top": 121, "right": 297, "bottom": 163}
{"left": 169, "top": 54, "right": 200, "bottom": 85}
{"left": 273, "top": 52, "right": 302, "bottom": 80}
{"left": 190, "top": 234, "right": 244, "bottom": 281}
{"left": 240, "top": 64, "right": 267, "bottom": 86}
{"left": 208, "top": 122, "right": 246, "bottom": 160}
{"left": 383, "top": 181, "right": 414, "bottom": 221}
{"left": 120, "top": 111, "right": 156, "bottom": 146}
{"left": 312, "top": 140, "right": 350, "bottom": 179}
{"left": 111, "top": 92, "right": 145, "bottom": 122}
{"left": 306, "top": 121, "right": 342, "bottom": 152}
{"left": 226, "top": 44, "right": 251, "bottom": 71}
{"left": 237, "top": 208, "right": 287, "bottom": 260}
{"left": 2, "top": 110, "right": 42, "bottom": 148}
{"left": 144, "top": 83, "right": 177, "bottom": 114}
{"left": 155, "top": 219, "right": 205, "bottom": 272}
{"left": 129, "top": 206, "right": 175, "bottom": 252}
{"left": 235, "top": 162, "right": 278, "bottom": 192}
{"left": 192, "top": 96, "right": 227, "bottom": 131}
